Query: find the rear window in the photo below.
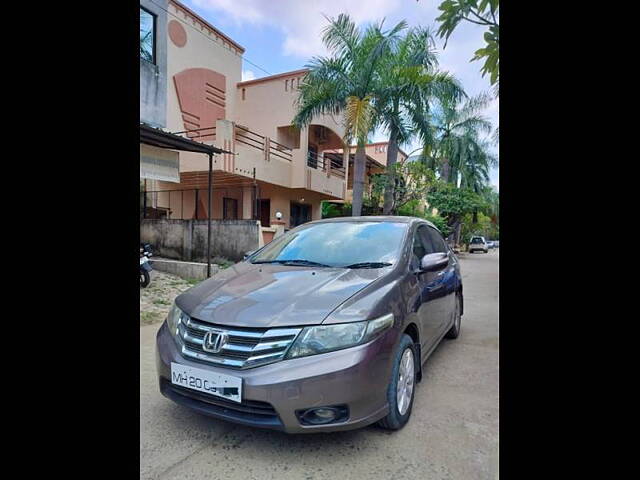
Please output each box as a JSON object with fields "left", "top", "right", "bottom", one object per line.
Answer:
{"left": 471, "top": 237, "right": 484, "bottom": 244}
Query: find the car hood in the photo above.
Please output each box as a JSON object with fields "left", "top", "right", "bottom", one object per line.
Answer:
{"left": 176, "top": 262, "right": 388, "bottom": 328}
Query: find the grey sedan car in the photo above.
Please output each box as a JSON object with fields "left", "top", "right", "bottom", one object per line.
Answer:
{"left": 156, "top": 216, "right": 463, "bottom": 433}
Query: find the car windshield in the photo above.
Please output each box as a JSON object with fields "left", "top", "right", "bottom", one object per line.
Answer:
{"left": 250, "top": 221, "right": 408, "bottom": 268}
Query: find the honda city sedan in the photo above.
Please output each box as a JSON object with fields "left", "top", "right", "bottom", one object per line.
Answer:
{"left": 156, "top": 216, "right": 463, "bottom": 433}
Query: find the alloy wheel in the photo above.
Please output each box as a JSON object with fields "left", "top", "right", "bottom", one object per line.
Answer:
{"left": 396, "top": 349, "right": 415, "bottom": 415}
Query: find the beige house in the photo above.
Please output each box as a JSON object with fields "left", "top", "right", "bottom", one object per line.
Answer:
{"left": 326, "top": 142, "right": 408, "bottom": 203}
{"left": 143, "top": 0, "right": 350, "bottom": 242}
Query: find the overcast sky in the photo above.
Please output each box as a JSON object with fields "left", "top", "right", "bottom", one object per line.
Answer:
{"left": 185, "top": 0, "right": 499, "bottom": 190}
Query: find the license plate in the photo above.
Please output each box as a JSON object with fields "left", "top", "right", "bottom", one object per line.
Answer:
{"left": 170, "top": 362, "right": 242, "bottom": 403}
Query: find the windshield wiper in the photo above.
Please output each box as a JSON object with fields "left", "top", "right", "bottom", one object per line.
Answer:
{"left": 252, "top": 259, "right": 332, "bottom": 267}
{"left": 343, "top": 262, "right": 393, "bottom": 269}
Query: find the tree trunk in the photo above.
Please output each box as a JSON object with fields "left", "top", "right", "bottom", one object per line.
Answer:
{"left": 351, "top": 144, "right": 367, "bottom": 216}
{"left": 472, "top": 209, "right": 478, "bottom": 223}
{"left": 383, "top": 129, "right": 399, "bottom": 215}
{"left": 441, "top": 157, "right": 451, "bottom": 183}
{"left": 446, "top": 215, "right": 460, "bottom": 245}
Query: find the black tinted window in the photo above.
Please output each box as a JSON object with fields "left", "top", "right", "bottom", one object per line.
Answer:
{"left": 413, "top": 225, "right": 430, "bottom": 261}
{"left": 427, "top": 227, "right": 447, "bottom": 253}
{"left": 418, "top": 225, "right": 436, "bottom": 254}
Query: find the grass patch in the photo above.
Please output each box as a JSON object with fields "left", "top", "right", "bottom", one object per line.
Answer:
{"left": 185, "top": 278, "right": 201, "bottom": 286}
{"left": 211, "top": 256, "right": 234, "bottom": 269}
{"left": 140, "top": 311, "right": 161, "bottom": 326}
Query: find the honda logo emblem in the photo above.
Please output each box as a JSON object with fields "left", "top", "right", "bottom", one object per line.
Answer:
{"left": 203, "top": 330, "right": 228, "bottom": 354}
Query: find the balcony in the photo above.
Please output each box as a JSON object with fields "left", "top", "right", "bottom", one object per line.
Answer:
{"left": 182, "top": 120, "right": 347, "bottom": 200}
{"left": 306, "top": 151, "right": 345, "bottom": 178}
{"left": 211, "top": 119, "right": 293, "bottom": 188}
{"left": 235, "top": 125, "right": 293, "bottom": 163}
{"left": 305, "top": 150, "right": 345, "bottom": 198}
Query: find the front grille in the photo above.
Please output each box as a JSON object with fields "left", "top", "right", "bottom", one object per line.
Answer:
{"left": 174, "top": 315, "right": 302, "bottom": 369}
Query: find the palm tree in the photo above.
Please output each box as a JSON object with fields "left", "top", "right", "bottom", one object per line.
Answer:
{"left": 459, "top": 136, "right": 498, "bottom": 222}
{"left": 293, "top": 14, "right": 406, "bottom": 216}
{"left": 375, "top": 27, "right": 465, "bottom": 214}
{"left": 431, "top": 92, "right": 493, "bottom": 185}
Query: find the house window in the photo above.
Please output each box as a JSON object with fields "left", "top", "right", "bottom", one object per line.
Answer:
{"left": 140, "top": 7, "right": 156, "bottom": 63}
{"left": 223, "top": 198, "right": 238, "bottom": 220}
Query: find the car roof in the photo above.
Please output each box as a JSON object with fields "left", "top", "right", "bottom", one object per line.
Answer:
{"left": 307, "top": 216, "right": 437, "bottom": 229}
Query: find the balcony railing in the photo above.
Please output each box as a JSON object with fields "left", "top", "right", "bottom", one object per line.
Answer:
{"left": 171, "top": 126, "right": 217, "bottom": 142}
{"left": 234, "top": 125, "right": 292, "bottom": 162}
{"left": 307, "top": 151, "right": 345, "bottom": 178}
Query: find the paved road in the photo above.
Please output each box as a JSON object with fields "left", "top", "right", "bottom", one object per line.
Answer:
{"left": 140, "top": 250, "right": 499, "bottom": 480}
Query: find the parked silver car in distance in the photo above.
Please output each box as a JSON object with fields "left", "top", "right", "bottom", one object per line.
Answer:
{"left": 468, "top": 236, "right": 489, "bottom": 254}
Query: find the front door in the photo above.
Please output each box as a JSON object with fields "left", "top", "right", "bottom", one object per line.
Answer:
{"left": 258, "top": 199, "right": 270, "bottom": 227}
{"left": 411, "top": 224, "right": 452, "bottom": 357}
{"left": 422, "top": 226, "right": 457, "bottom": 338}
{"left": 290, "top": 203, "right": 311, "bottom": 228}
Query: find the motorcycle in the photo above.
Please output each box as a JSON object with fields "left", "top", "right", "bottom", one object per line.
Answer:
{"left": 140, "top": 243, "right": 153, "bottom": 288}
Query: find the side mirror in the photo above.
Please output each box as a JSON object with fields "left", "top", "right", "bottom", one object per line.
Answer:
{"left": 420, "top": 252, "right": 449, "bottom": 272}
{"left": 243, "top": 250, "right": 255, "bottom": 261}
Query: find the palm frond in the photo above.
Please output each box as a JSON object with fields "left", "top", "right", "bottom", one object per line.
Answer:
{"left": 344, "top": 95, "right": 375, "bottom": 144}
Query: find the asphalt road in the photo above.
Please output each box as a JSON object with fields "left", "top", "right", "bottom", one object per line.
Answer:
{"left": 140, "top": 250, "right": 499, "bottom": 480}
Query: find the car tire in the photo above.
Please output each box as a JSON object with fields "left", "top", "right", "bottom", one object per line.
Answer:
{"left": 445, "top": 293, "right": 462, "bottom": 339}
{"left": 140, "top": 271, "right": 151, "bottom": 288}
{"left": 378, "top": 334, "right": 418, "bottom": 431}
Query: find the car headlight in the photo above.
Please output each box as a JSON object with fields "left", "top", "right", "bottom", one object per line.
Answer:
{"left": 166, "top": 303, "right": 187, "bottom": 337}
{"left": 286, "top": 313, "right": 394, "bottom": 359}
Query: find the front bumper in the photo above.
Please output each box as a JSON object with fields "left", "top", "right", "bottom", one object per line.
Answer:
{"left": 156, "top": 322, "right": 397, "bottom": 433}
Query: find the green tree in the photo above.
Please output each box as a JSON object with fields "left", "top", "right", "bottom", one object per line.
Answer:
{"left": 375, "top": 27, "right": 465, "bottom": 214}
{"left": 321, "top": 202, "right": 345, "bottom": 218}
{"left": 431, "top": 92, "right": 493, "bottom": 185}
{"left": 293, "top": 14, "right": 406, "bottom": 216}
{"left": 479, "top": 184, "right": 499, "bottom": 226}
{"left": 426, "top": 181, "right": 485, "bottom": 243}
{"left": 370, "top": 160, "right": 436, "bottom": 214}
{"left": 458, "top": 136, "right": 498, "bottom": 222}
{"left": 461, "top": 211, "right": 497, "bottom": 243}
{"left": 434, "top": 0, "right": 499, "bottom": 86}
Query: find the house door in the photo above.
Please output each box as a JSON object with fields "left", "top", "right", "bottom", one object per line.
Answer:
{"left": 290, "top": 203, "right": 311, "bottom": 228}
{"left": 258, "top": 199, "right": 270, "bottom": 227}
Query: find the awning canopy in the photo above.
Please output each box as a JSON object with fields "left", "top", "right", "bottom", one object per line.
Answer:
{"left": 139, "top": 123, "right": 234, "bottom": 279}
{"left": 346, "top": 153, "right": 385, "bottom": 169}
{"left": 139, "top": 123, "right": 232, "bottom": 155}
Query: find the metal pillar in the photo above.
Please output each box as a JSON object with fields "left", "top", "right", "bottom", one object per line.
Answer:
{"left": 207, "top": 153, "right": 213, "bottom": 278}
{"left": 252, "top": 167, "right": 257, "bottom": 220}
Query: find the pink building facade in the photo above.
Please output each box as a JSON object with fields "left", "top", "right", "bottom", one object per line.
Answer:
{"left": 142, "top": 0, "right": 350, "bottom": 238}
